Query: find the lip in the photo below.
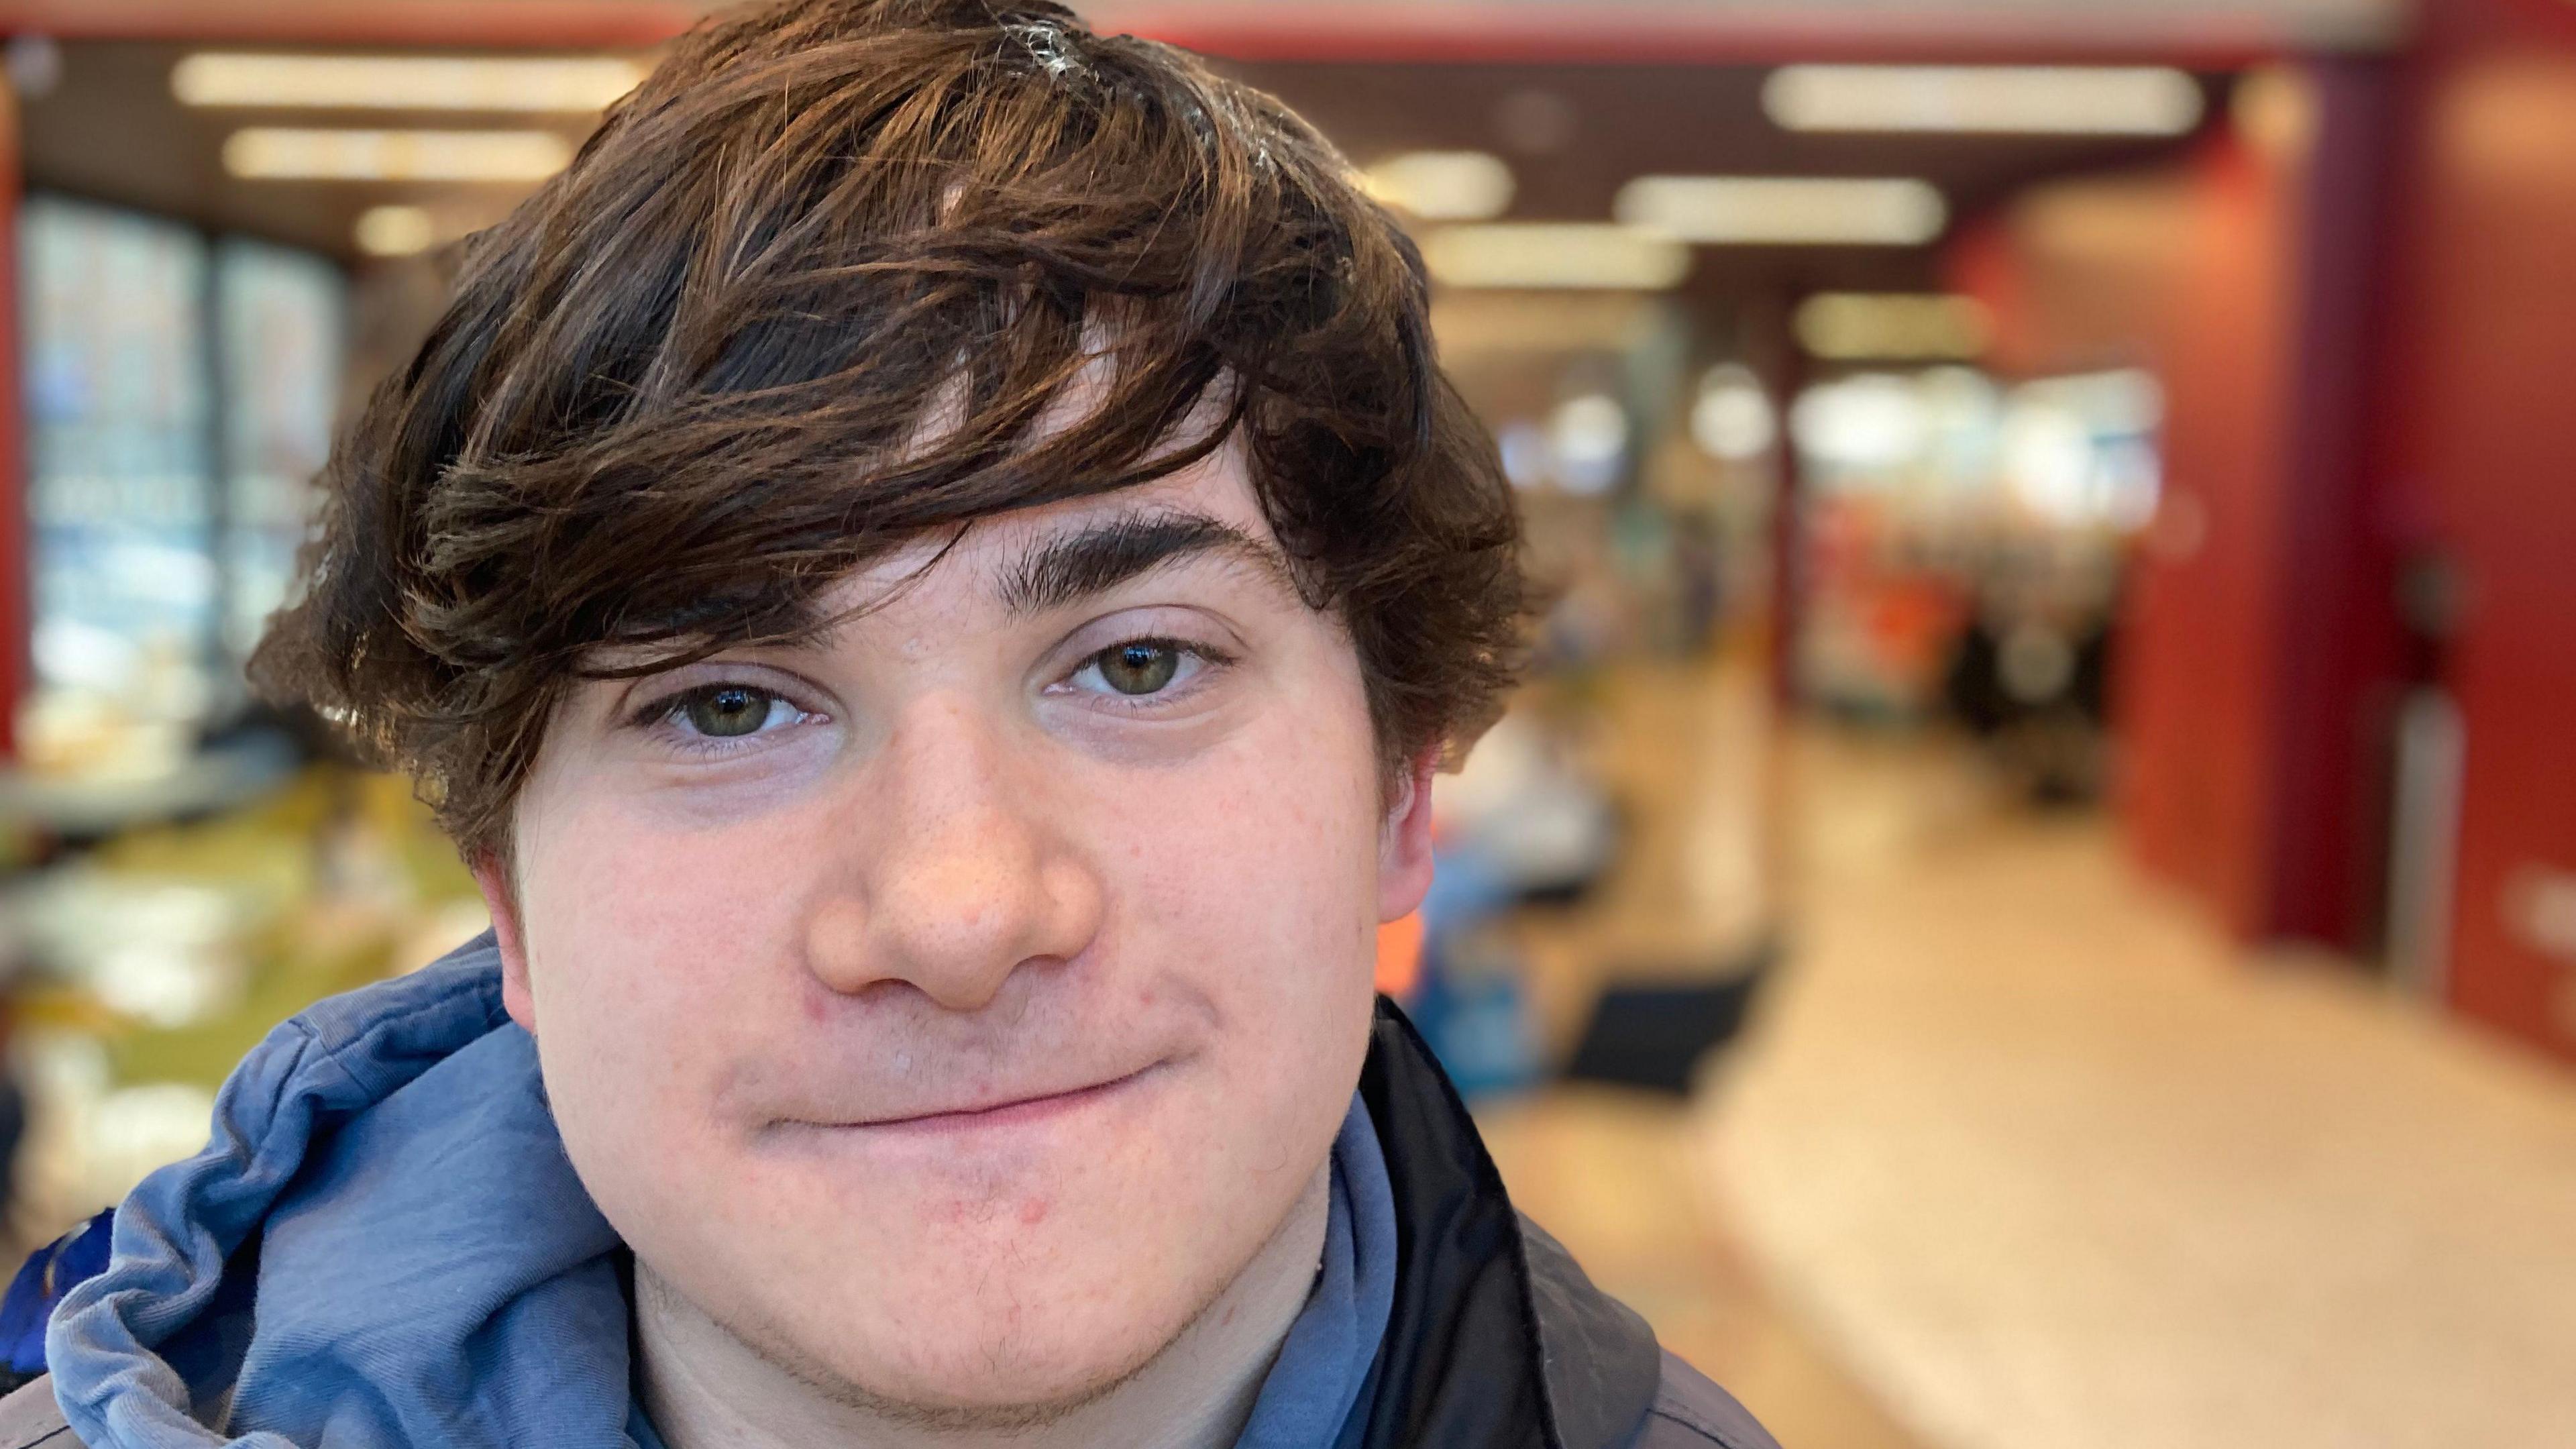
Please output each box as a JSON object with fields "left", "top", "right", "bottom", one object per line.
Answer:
{"left": 780, "top": 1063, "right": 1163, "bottom": 1140}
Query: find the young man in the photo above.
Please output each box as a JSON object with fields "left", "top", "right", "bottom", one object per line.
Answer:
{"left": 0, "top": 3, "right": 1778, "bottom": 1446}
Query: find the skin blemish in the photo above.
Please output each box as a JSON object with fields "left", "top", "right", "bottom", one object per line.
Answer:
{"left": 1019, "top": 1197, "right": 1051, "bottom": 1226}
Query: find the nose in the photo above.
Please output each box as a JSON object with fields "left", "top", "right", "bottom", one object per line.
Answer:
{"left": 805, "top": 696, "right": 1104, "bottom": 1011}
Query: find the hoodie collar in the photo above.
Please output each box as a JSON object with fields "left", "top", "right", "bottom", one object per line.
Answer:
{"left": 48, "top": 943, "right": 639, "bottom": 1449}
{"left": 40, "top": 943, "right": 1660, "bottom": 1449}
{"left": 41, "top": 938, "right": 1445, "bottom": 1449}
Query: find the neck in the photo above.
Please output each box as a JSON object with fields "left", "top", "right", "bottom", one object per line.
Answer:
{"left": 637, "top": 1161, "right": 1334, "bottom": 1449}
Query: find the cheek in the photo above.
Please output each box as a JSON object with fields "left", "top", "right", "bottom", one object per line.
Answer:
{"left": 522, "top": 811, "right": 770, "bottom": 1011}
{"left": 1096, "top": 708, "right": 1385, "bottom": 1055}
{"left": 509, "top": 792, "right": 822, "bottom": 1152}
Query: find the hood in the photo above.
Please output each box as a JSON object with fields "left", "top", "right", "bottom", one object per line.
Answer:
{"left": 46, "top": 936, "right": 641, "bottom": 1448}
{"left": 27, "top": 936, "right": 1664, "bottom": 1449}
{"left": 33, "top": 936, "right": 1419, "bottom": 1449}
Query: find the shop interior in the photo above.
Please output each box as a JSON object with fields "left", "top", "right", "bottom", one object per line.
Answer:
{"left": 4, "top": 2, "right": 2575, "bottom": 1446}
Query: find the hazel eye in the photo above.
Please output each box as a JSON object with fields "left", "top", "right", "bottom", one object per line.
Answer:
{"left": 677, "top": 684, "right": 789, "bottom": 737}
{"left": 1093, "top": 641, "right": 1182, "bottom": 696}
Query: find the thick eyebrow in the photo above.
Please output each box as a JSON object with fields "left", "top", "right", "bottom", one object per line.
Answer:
{"left": 997, "top": 509, "right": 1297, "bottom": 619}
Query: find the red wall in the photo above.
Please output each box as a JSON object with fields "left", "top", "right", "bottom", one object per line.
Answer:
{"left": 2369, "top": 3, "right": 2576, "bottom": 1059}
{"left": 0, "top": 80, "right": 21, "bottom": 760}
{"left": 1966, "top": 17, "right": 2576, "bottom": 1062}
{"left": 1952, "top": 131, "right": 2312, "bottom": 941}
{"left": 2119, "top": 136, "right": 2304, "bottom": 939}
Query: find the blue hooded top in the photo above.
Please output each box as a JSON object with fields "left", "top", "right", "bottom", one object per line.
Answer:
{"left": 13, "top": 936, "right": 1397, "bottom": 1448}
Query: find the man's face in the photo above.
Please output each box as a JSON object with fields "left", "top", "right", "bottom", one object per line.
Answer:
{"left": 481, "top": 449, "right": 1435, "bottom": 1413}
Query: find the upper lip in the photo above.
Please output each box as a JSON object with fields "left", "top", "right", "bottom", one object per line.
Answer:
{"left": 792, "top": 1065, "right": 1157, "bottom": 1130}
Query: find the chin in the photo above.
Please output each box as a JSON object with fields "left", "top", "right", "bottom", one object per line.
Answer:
{"left": 815, "top": 1299, "right": 1181, "bottom": 1419}
{"left": 801, "top": 1181, "right": 1227, "bottom": 1401}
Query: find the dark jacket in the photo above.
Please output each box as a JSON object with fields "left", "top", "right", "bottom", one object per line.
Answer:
{"left": 0, "top": 979, "right": 1775, "bottom": 1449}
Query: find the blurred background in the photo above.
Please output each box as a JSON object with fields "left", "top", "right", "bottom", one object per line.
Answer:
{"left": 0, "top": 0, "right": 2572, "bottom": 1445}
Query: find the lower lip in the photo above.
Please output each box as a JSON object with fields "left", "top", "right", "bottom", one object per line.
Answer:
{"left": 784, "top": 1066, "right": 1160, "bottom": 1142}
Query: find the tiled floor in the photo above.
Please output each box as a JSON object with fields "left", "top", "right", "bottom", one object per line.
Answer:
{"left": 1481, "top": 672, "right": 2576, "bottom": 1449}
{"left": 1711, "top": 727, "right": 2576, "bottom": 1449}
{"left": 1481, "top": 1089, "right": 1927, "bottom": 1449}
{"left": 1476, "top": 661, "right": 1929, "bottom": 1448}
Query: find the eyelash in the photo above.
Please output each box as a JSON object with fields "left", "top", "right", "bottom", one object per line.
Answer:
{"left": 623, "top": 634, "right": 1237, "bottom": 754}
{"left": 627, "top": 682, "right": 822, "bottom": 758}
{"left": 1059, "top": 636, "right": 1236, "bottom": 710}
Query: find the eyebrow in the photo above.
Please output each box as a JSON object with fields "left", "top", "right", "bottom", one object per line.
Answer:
{"left": 996, "top": 508, "right": 1297, "bottom": 619}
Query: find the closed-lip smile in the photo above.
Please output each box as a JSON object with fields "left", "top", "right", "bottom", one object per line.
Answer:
{"left": 782, "top": 1063, "right": 1163, "bottom": 1139}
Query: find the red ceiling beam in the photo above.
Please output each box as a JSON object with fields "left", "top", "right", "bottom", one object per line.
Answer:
{"left": 0, "top": 0, "right": 2388, "bottom": 64}
{"left": 1099, "top": 4, "right": 2334, "bottom": 68}
{"left": 0, "top": 0, "right": 700, "bottom": 48}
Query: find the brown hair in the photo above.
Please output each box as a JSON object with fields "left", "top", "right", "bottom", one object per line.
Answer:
{"left": 252, "top": 0, "right": 1525, "bottom": 859}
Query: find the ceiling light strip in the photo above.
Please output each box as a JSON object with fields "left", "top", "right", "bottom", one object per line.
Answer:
{"left": 174, "top": 53, "right": 644, "bottom": 113}
{"left": 1794, "top": 292, "right": 1993, "bottom": 360}
{"left": 222, "top": 127, "right": 574, "bottom": 182}
{"left": 1613, "top": 176, "right": 1947, "bottom": 246}
{"left": 1764, "top": 65, "right": 2206, "bottom": 137}
{"left": 1419, "top": 224, "right": 1690, "bottom": 291}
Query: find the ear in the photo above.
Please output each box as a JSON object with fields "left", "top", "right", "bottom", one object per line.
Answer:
{"left": 469, "top": 852, "right": 539, "bottom": 1036}
{"left": 1377, "top": 751, "right": 1439, "bottom": 924}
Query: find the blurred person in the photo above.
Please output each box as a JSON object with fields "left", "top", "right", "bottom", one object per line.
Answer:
{"left": 0, "top": 4, "right": 1776, "bottom": 1448}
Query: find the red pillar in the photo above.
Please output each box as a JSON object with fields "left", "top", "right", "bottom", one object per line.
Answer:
{"left": 0, "top": 73, "right": 23, "bottom": 760}
{"left": 2363, "top": 0, "right": 2576, "bottom": 1060}
{"left": 2261, "top": 59, "right": 2407, "bottom": 949}
{"left": 1947, "top": 73, "right": 2408, "bottom": 956}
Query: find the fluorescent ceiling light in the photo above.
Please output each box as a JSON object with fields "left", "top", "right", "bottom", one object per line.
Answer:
{"left": 1615, "top": 176, "right": 1946, "bottom": 246}
{"left": 1360, "top": 150, "right": 1515, "bottom": 221}
{"left": 1418, "top": 224, "right": 1689, "bottom": 291}
{"left": 223, "top": 127, "right": 572, "bottom": 182}
{"left": 1765, "top": 65, "right": 2205, "bottom": 136}
{"left": 1795, "top": 292, "right": 1993, "bottom": 360}
{"left": 174, "top": 53, "right": 643, "bottom": 113}
{"left": 354, "top": 205, "right": 438, "bottom": 257}
{"left": 1692, "top": 364, "right": 1776, "bottom": 462}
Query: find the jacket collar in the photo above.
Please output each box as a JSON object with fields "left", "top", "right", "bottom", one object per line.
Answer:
{"left": 1356, "top": 998, "right": 1664, "bottom": 1449}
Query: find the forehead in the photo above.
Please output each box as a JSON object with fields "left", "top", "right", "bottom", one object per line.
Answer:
{"left": 818, "top": 437, "right": 1284, "bottom": 619}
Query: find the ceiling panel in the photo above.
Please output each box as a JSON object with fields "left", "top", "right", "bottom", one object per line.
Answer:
{"left": 7, "top": 0, "right": 2407, "bottom": 56}
{"left": 19, "top": 36, "right": 2220, "bottom": 304}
